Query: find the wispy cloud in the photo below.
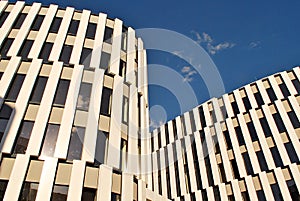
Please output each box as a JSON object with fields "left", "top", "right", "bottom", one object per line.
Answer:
{"left": 249, "top": 41, "right": 261, "bottom": 48}
{"left": 150, "top": 119, "right": 165, "bottom": 130}
{"left": 191, "top": 31, "right": 235, "bottom": 55}
{"left": 181, "top": 66, "right": 197, "bottom": 82}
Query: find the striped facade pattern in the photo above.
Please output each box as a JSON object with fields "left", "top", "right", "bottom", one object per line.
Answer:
{"left": 150, "top": 67, "right": 300, "bottom": 201}
{"left": 0, "top": 1, "right": 161, "bottom": 201}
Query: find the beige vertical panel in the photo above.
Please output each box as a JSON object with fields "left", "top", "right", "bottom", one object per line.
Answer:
{"left": 245, "top": 176, "right": 259, "bottom": 201}
{"left": 175, "top": 140, "right": 187, "bottom": 195}
{"left": 160, "top": 149, "right": 168, "bottom": 197}
{"left": 160, "top": 124, "right": 166, "bottom": 147}
{"left": 184, "top": 194, "right": 191, "bottom": 201}
{"left": 137, "top": 38, "right": 144, "bottom": 94}
{"left": 193, "top": 107, "right": 202, "bottom": 131}
{"left": 215, "top": 123, "right": 233, "bottom": 181}
{"left": 194, "top": 131, "right": 209, "bottom": 188}
{"left": 244, "top": 84, "right": 258, "bottom": 109}
{"left": 275, "top": 100, "right": 300, "bottom": 158}
{"left": 167, "top": 144, "right": 177, "bottom": 199}
{"left": 107, "top": 76, "right": 123, "bottom": 169}
{"left": 249, "top": 109, "right": 276, "bottom": 169}
{"left": 108, "top": 18, "right": 122, "bottom": 75}
{"left": 3, "top": 154, "right": 30, "bottom": 201}
{"left": 281, "top": 72, "right": 298, "bottom": 95}
{"left": 0, "top": 1, "right": 25, "bottom": 46}
{"left": 259, "top": 172, "right": 275, "bottom": 201}
{"left": 27, "top": 5, "right": 58, "bottom": 59}
{"left": 35, "top": 157, "right": 58, "bottom": 201}
{"left": 204, "top": 127, "right": 220, "bottom": 185}
{"left": 293, "top": 67, "right": 300, "bottom": 81}
{"left": 274, "top": 168, "right": 292, "bottom": 200}
{"left": 222, "top": 94, "right": 234, "bottom": 118}
{"left": 168, "top": 121, "right": 175, "bottom": 143}
{"left": 54, "top": 65, "right": 83, "bottom": 158}
{"left": 233, "top": 90, "right": 246, "bottom": 113}
{"left": 97, "top": 165, "right": 112, "bottom": 201}
{"left": 219, "top": 183, "right": 229, "bottom": 201}
{"left": 268, "top": 76, "right": 284, "bottom": 100}
{"left": 262, "top": 105, "right": 291, "bottom": 166}
{"left": 7, "top": 3, "right": 41, "bottom": 57}
{"left": 212, "top": 98, "right": 224, "bottom": 122}
{"left": 195, "top": 191, "right": 203, "bottom": 201}
{"left": 121, "top": 173, "right": 133, "bottom": 201}
{"left": 226, "top": 119, "right": 247, "bottom": 177}
{"left": 138, "top": 179, "right": 146, "bottom": 201}
{"left": 175, "top": 116, "right": 183, "bottom": 139}
{"left": 1, "top": 59, "right": 42, "bottom": 153}
{"left": 125, "top": 27, "right": 135, "bottom": 84}
{"left": 184, "top": 135, "right": 197, "bottom": 192}
{"left": 90, "top": 13, "right": 106, "bottom": 68}
{"left": 152, "top": 152, "right": 159, "bottom": 193}
{"left": 152, "top": 130, "right": 159, "bottom": 152}
{"left": 289, "top": 164, "right": 300, "bottom": 192}
{"left": 67, "top": 160, "right": 86, "bottom": 201}
{"left": 0, "top": 1, "right": 8, "bottom": 15}
{"left": 237, "top": 114, "right": 261, "bottom": 174}
{"left": 184, "top": 112, "right": 193, "bottom": 136}
{"left": 0, "top": 57, "right": 21, "bottom": 107}
{"left": 48, "top": 7, "right": 74, "bottom": 61}
{"left": 82, "top": 69, "right": 105, "bottom": 162}
{"left": 256, "top": 80, "right": 271, "bottom": 104}
{"left": 231, "top": 180, "right": 243, "bottom": 200}
{"left": 69, "top": 10, "right": 90, "bottom": 64}
{"left": 202, "top": 102, "right": 212, "bottom": 126}
{"left": 206, "top": 187, "right": 215, "bottom": 200}
{"left": 288, "top": 96, "right": 300, "bottom": 121}
{"left": 26, "top": 61, "right": 63, "bottom": 156}
{"left": 142, "top": 49, "right": 148, "bottom": 99}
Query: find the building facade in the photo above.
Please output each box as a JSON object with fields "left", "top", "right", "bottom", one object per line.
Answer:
{"left": 0, "top": 1, "right": 300, "bottom": 201}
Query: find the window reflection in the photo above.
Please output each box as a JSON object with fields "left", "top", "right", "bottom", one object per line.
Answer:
{"left": 81, "top": 188, "right": 96, "bottom": 201}
{"left": 111, "top": 193, "right": 121, "bottom": 201}
{"left": 51, "top": 185, "right": 68, "bottom": 201}
{"left": 6, "top": 74, "right": 25, "bottom": 101}
{"left": 103, "top": 27, "right": 113, "bottom": 44}
{"left": 0, "top": 180, "right": 8, "bottom": 200}
{"left": 19, "top": 182, "right": 38, "bottom": 201}
{"left": 77, "top": 83, "right": 92, "bottom": 111}
{"left": 99, "top": 52, "right": 110, "bottom": 70}
{"left": 100, "top": 87, "right": 112, "bottom": 116}
{"left": 40, "top": 124, "right": 60, "bottom": 159}
{"left": 53, "top": 79, "right": 70, "bottom": 107}
{"left": 94, "top": 131, "right": 108, "bottom": 166}
{"left": 13, "top": 121, "right": 34, "bottom": 155}
{"left": 31, "top": 15, "right": 44, "bottom": 31}
{"left": 30, "top": 76, "right": 48, "bottom": 104}
{"left": 67, "top": 127, "right": 85, "bottom": 161}
{"left": 49, "top": 17, "right": 62, "bottom": 33}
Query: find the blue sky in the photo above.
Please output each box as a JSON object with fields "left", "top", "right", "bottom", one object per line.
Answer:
{"left": 20, "top": 0, "right": 300, "bottom": 126}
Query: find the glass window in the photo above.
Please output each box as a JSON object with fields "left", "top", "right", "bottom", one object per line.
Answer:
{"left": 86, "top": 23, "right": 96, "bottom": 39}
{"left": 6, "top": 74, "right": 25, "bottom": 101}
{"left": 81, "top": 188, "right": 96, "bottom": 201}
{"left": 77, "top": 83, "right": 92, "bottom": 111}
{"left": 0, "top": 38, "right": 14, "bottom": 58}
{"left": 234, "top": 126, "right": 245, "bottom": 146}
{"left": 67, "top": 127, "right": 85, "bottom": 161}
{"left": 0, "top": 72, "right": 3, "bottom": 80}
{"left": 40, "top": 124, "right": 60, "bottom": 158}
{"left": 94, "top": 131, "right": 108, "bottom": 166}
{"left": 59, "top": 45, "right": 73, "bottom": 64}
{"left": 100, "top": 87, "right": 112, "bottom": 116}
{"left": 253, "top": 90, "right": 264, "bottom": 106}
{"left": 79, "top": 48, "right": 92, "bottom": 69}
{"left": 39, "top": 42, "right": 53, "bottom": 62}
{"left": 231, "top": 101, "right": 239, "bottom": 115}
{"left": 121, "top": 28, "right": 127, "bottom": 51}
{"left": 272, "top": 112, "right": 287, "bottom": 133}
{"left": 103, "top": 27, "right": 113, "bottom": 44}
{"left": 18, "top": 40, "right": 34, "bottom": 60}
{"left": 13, "top": 121, "right": 34, "bottom": 155}
{"left": 256, "top": 150, "right": 268, "bottom": 171}
{"left": 259, "top": 117, "right": 272, "bottom": 138}
{"left": 246, "top": 121, "right": 259, "bottom": 141}
{"left": 53, "top": 79, "right": 70, "bottom": 106}
{"left": 242, "top": 96, "right": 251, "bottom": 110}
{"left": 67, "top": 20, "right": 79, "bottom": 35}
{"left": 111, "top": 193, "right": 121, "bottom": 201}
{"left": 19, "top": 182, "right": 38, "bottom": 201}
{"left": 99, "top": 52, "right": 110, "bottom": 70}
{"left": 30, "top": 76, "right": 48, "bottom": 104}
{"left": 122, "top": 96, "right": 129, "bottom": 124}
{"left": 49, "top": 17, "right": 62, "bottom": 33}
{"left": 13, "top": 13, "right": 26, "bottom": 29}
{"left": 0, "top": 12, "right": 9, "bottom": 27}
{"left": 119, "top": 60, "right": 126, "bottom": 77}
{"left": 0, "top": 103, "right": 13, "bottom": 119}
{"left": 51, "top": 185, "right": 68, "bottom": 201}
{"left": 31, "top": 15, "right": 44, "bottom": 31}
{"left": 0, "top": 180, "right": 8, "bottom": 200}
{"left": 292, "top": 78, "right": 300, "bottom": 93}
{"left": 266, "top": 87, "right": 277, "bottom": 102}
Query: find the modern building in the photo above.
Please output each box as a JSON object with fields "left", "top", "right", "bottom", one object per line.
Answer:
{"left": 0, "top": 1, "right": 300, "bottom": 201}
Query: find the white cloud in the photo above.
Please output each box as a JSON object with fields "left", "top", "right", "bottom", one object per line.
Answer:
{"left": 181, "top": 66, "right": 197, "bottom": 82}
{"left": 150, "top": 119, "right": 164, "bottom": 130}
{"left": 249, "top": 41, "right": 261, "bottom": 48}
{"left": 192, "top": 31, "right": 235, "bottom": 55}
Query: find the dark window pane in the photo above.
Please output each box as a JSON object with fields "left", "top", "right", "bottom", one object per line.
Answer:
{"left": 198, "top": 106, "right": 206, "bottom": 128}
{"left": 99, "top": 52, "right": 110, "bottom": 70}
{"left": 31, "top": 15, "right": 44, "bottom": 31}
{"left": 68, "top": 20, "right": 79, "bottom": 35}
{"left": 39, "top": 42, "right": 53, "bottom": 61}
{"left": 119, "top": 60, "right": 126, "bottom": 77}
{"left": 0, "top": 12, "right": 9, "bottom": 27}
{"left": 76, "top": 83, "right": 92, "bottom": 111}
{"left": 13, "top": 13, "right": 26, "bottom": 29}
{"left": 242, "top": 96, "right": 251, "bottom": 110}
{"left": 242, "top": 152, "right": 254, "bottom": 175}
{"left": 259, "top": 117, "right": 272, "bottom": 138}
{"left": 0, "top": 38, "right": 14, "bottom": 58}
{"left": 94, "top": 131, "right": 108, "bottom": 166}
{"left": 104, "top": 27, "right": 113, "bottom": 43}
{"left": 6, "top": 74, "right": 25, "bottom": 101}
{"left": 231, "top": 159, "right": 240, "bottom": 179}
{"left": 292, "top": 79, "right": 300, "bottom": 94}
{"left": 19, "top": 182, "right": 38, "bottom": 201}
{"left": 247, "top": 121, "right": 259, "bottom": 141}
{"left": 79, "top": 48, "right": 92, "bottom": 68}
{"left": 279, "top": 81, "right": 290, "bottom": 98}
{"left": 223, "top": 130, "right": 232, "bottom": 149}
{"left": 86, "top": 23, "right": 96, "bottom": 39}
{"left": 0, "top": 103, "right": 13, "bottom": 119}
{"left": 67, "top": 127, "right": 85, "bottom": 161}
{"left": 30, "top": 76, "right": 48, "bottom": 104}
{"left": 287, "top": 110, "right": 300, "bottom": 129}
{"left": 257, "top": 150, "right": 268, "bottom": 171}
{"left": 81, "top": 188, "right": 96, "bottom": 201}
{"left": 234, "top": 126, "right": 245, "bottom": 146}
{"left": 53, "top": 80, "right": 70, "bottom": 106}
{"left": 100, "top": 87, "right": 112, "bottom": 116}
{"left": 285, "top": 142, "right": 298, "bottom": 163}
{"left": 40, "top": 124, "right": 60, "bottom": 158}
{"left": 49, "top": 17, "right": 62, "bottom": 33}
{"left": 0, "top": 72, "right": 3, "bottom": 80}
{"left": 254, "top": 91, "right": 264, "bottom": 106}
{"left": 0, "top": 180, "right": 8, "bottom": 200}
{"left": 270, "top": 146, "right": 283, "bottom": 167}
{"left": 59, "top": 45, "right": 73, "bottom": 64}
{"left": 51, "top": 185, "right": 68, "bottom": 201}
{"left": 266, "top": 87, "right": 277, "bottom": 102}
{"left": 231, "top": 101, "right": 239, "bottom": 115}
{"left": 0, "top": 119, "right": 8, "bottom": 140}
{"left": 13, "top": 121, "right": 34, "bottom": 155}
{"left": 273, "top": 112, "right": 287, "bottom": 133}
{"left": 111, "top": 193, "right": 121, "bottom": 201}
{"left": 18, "top": 40, "right": 34, "bottom": 60}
